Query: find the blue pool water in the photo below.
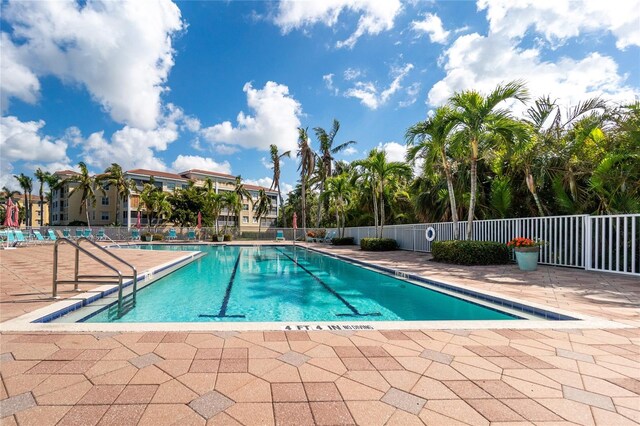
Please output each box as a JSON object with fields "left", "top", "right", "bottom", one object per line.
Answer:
{"left": 86, "top": 245, "right": 520, "bottom": 323}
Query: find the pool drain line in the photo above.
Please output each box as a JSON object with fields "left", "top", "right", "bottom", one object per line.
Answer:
{"left": 199, "top": 248, "right": 245, "bottom": 319}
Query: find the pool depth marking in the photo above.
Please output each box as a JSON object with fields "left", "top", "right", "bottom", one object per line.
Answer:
{"left": 277, "top": 248, "right": 381, "bottom": 318}
{"left": 199, "top": 248, "right": 245, "bottom": 319}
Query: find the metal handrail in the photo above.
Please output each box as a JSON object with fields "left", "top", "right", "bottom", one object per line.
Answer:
{"left": 52, "top": 238, "right": 131, "bottom": 313}
{"left": 76, "top": 237, "right": 138, "bottom": 304}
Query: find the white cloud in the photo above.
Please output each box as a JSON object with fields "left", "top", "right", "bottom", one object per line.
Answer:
{"left": 323, "top": 73, "right": 339, "bottom": 95}
{"left": 343, "top": 68, "right": 363, "bottom": 81}
{"left": 213, "top": 144, "right": 240, "bottom": 155}
{"left": 378, "top": 141, "right": 406, "bottom": 163}
{"left": 261, "top": 157, "right": 272, "bottom": 170}
{"left": 478, "top": 0, "right": 640, "bottom": 50}
{"left": 428, "top": 32, "right": 639, "bottom": 109}
{"left": 345, "top": 63, "right": 414, "bottom": 109}
{"left": 80, "top": 104, "right": 192, "bottom": 171}
{"left": 342, "top": 146, "right": 358, "bottom": 156}
{"left": 0, "top": 34, "right": 40, "bottom": 110}
{"left": 411, "top": 13, "right": 450, "bottom": 44}
{"left": 399, "top": 82, "right": 421, "bottom": 108}
{"left": 1, "top": 0, "right": 184, "bottom": 129}
{"left": 201, "top": 81, "right": 302, "bottom": 153}
{"left": 0, "top": 116, "right": 70, "bottom": 165}
{"left": 273, "top": 0, "right": 402, "bottom": 48}
{"left": 171, "top": 155, "right": 232, "bottom": 175}
{"left": 244, "top": 177, "right": 274, "bottom": 189}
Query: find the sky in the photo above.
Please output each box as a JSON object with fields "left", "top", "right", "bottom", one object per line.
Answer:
{"left": 1, "top": 0, "right": 639, "bottom": 196}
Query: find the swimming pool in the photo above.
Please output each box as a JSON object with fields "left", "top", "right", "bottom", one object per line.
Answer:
{"left": 78, "top": 245, "right": 526, "bottom": 323}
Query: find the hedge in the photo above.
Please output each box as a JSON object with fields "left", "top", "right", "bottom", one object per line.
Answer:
{"left": 331, "top": 237, "right": 355, "bottom": 245}
{"left": 431, "top": 240, "right": 509, "bottom": 265}
{"left": 360, "top": 238, "right": 399, "bottom": 251}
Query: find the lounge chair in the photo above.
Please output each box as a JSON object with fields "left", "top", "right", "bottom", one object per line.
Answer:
{"left": 13, "top": 229, "right": 28, "bottom": 246}
{"left": 187, "top": 229, "right": 197, "bottom": 241}
{"left": 131, "top": 229, "right": 140, "bottom": 241}
{"left": 48, "top": 230, "right": 57, "bottom": 241}
{"left": 63, "top": 229, "right": 71, "bottom": 239}
{"left": 322, "top": 230, "right": 336, "bottom": 243}
{"left": 168, "top": 228, "right": 177, "bottom": 240}
{"left": 84, "top": 228, "right": 93, "bottom": 239}
{"left": 96, "top": 229, "right": 106, "bottom": 240}
{"left": 33, "top": 230, "right": 47, "bottom": 244}
{"left": 74, "top": 228, "right": 83, "bottom": 239}
{"left": 275, "top": 230, "right": 285, "bottom": 241}
{"left": 4, "top": 230, "right": 17, "bottom": 248}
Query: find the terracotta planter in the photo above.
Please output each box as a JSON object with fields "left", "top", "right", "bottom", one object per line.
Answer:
{"left": 514, "top": 246, "right": 539, "bottom": 271}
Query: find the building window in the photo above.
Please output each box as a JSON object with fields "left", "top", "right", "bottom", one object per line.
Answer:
{"left": 253, "top": 217, "right": 258, "bottom": 223}
{"left": 242, "top": 204, "right": 249, "bottom": 211}
{"left": 101, "top": 212, "right": 109, "bottom": 221}
{"left": 242, "top": 216, "right": 249, "bottom": 224}
{"left": 101, "top": 196, "right": 109, "bottom": 205}
{"left": 166, "top": 182, "right": 176, "bottom": 190}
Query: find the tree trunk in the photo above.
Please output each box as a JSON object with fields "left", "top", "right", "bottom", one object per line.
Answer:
{"left": 115, "top": 195, "right": 120, "bottom": 227}
{"left": 315, "top": 181, "right": 324, "bottom": 228}
{"left": 379, "top": 181, "right": 386, "bottom": 239}
{"left": 371, "top": 185, "right": 378, "bottom": 238}
{"left": 335, "top": 208, "right": 340, "bottom": 236}
{"left": 444, "top": 163, "right": 459, "bottom": 240}
{"left": 301, "top": 178, "right": 307, "bottom": 236}
{"left": 39, "top": 184, "right": 44, "bottom": 226}
{"left": 278, "top": 184, "right": 287, "bottom": 228}
{"left": 85, "top": 199, "right": 91, "bottom": 228}
{"left": 466, "top": 140, "right": 478, "bottom": 240}
{"left": 525, "top": 172, "right": 545, "bottom": 217}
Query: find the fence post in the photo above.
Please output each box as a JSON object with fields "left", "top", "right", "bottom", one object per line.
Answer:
{"left": 583, "top": 215, "right": 591, "bottom": 271}
{"left": 413, "top": 225, "right": 416, "bottom": 252}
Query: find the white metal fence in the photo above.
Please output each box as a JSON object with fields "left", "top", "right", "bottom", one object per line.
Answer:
{"left": 332, "top": 214, "right": 640, "bottom": 276}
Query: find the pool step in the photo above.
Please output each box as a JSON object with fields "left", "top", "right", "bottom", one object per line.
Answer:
{"left": 107, "top": 293, "right": 136, "bottom": 320}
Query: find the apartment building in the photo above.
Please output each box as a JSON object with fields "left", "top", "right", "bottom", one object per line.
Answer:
{"left": 50, "top": 168, "right": 279, "bottom": 232}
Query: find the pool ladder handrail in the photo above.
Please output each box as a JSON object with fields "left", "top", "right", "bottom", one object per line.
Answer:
{"left": 52, "top": 237, "right": 138, "bottom": 314}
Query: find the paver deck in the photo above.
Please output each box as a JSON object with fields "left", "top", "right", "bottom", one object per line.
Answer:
{"left": 1, "top": 243, "right": 638, "bottom": 425}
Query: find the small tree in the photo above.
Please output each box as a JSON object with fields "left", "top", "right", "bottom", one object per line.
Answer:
{"left": 253, "top": 188, "right": 272, "bottom": 237}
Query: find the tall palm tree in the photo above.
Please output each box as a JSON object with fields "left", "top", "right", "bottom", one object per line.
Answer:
{"left": 232, "top": 176, "right": 251, "bottom": 232}
{"left": 222, "top": 191, "right": 241, "bottom": 233}
{"left": 207, "top": 192, "right": 225, "bottom": 234}
{"left": 14, "top": 173, "right": 34, "bottom": 226}
{"left": 406, "top": 106, "right": 461, "bottom": 239}
{"left": 355, "top": 149, "right": 411, "bottom": 238}
{"left": 66, "top": 162, "right": 103, "bottom": 228}
{"left": 449, "top": 81, "right": 529, "bottom": 239}
{"left": 100, "top": 163, "right": 134, "bottom": 226}
{"left": 297, "top": 127, "right": 315, "bottom": 234}
{"left": 253, "top": 188, "right": 273, "bottom": 237}
{"left": 43, "top": 174, "right": 61, "bottom": 224}
{"left": 269, "top": 144, "right": 291, "bottom": 227}
{"left": 34, "top": 168, "right": 50, "bottom": 226}
{"left": 322, "top": 174, "right": 351, "bottom": 238}
{"left": 138, "top": 177, "right": 160, "bottom": 231}
{"left": 313, "top": 120, "right": 356, "bottom": 227}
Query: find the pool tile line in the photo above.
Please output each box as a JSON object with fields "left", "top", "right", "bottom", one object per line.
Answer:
{"left": 199, "top": 248, "right": 245, "bottom": 319}
{"left": 305, "top": 245, "right": 579, "bottom": 322}
{"left": 276, "top": 247, "right": 382, "bottom": 318}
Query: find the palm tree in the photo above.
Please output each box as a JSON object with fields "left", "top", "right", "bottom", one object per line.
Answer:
{"left": 14, "top": 173, "right": 33, "bottom": 226}
{"left": 322, "top": 174, "right": 351, "bottom": 238}
{"left": 355, "top": 149, "right": 411, "bottom": 238}
{"left": 313, "top": 120, "right": 356, "bottom": 227}
{"left": 100, "top": 163, "right": 134, "bottom": 226}
{"left": 43, "top": 173, "right": 61, "bottom": 225}
{"left": 232, "top": 176, "right": 251, "bottom": 232}
{"left": 269, "top": 144, "right": 291, "bottom": 227}
{"left": 449, "top": 81, "right": 529, "bottom": 239}
{"left": 297, "top": 127, "right": 315, "bottom": 234}
{"left": 34, "top": 168, "right": 50, "bottom": 226}
{"left": 66, "top": 162, "right": 103, "bottom": 228}
{"left": 207, "top": 192, "right": 225, "bottom": 235}
{"left": 222, "top": 191, "right": 241, "bottom": 233}
{"left": 138, "top": 177, "right": 160, "bottom": 231}
{"left": 406, "top": 106, "right": 461, "bottom": 238}
{"left": 253, "top": 189, "right": 273, "bottom": 237}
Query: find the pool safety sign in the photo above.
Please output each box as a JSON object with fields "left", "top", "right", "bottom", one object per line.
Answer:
{"left": 283, "top": 324, "right": 375, "bottom": 331}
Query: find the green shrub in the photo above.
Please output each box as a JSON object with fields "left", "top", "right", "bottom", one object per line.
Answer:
{"left": 431, "top": 240, "right": 509, "bottom": 265}
{"left": 152, "top": 233, "right": 164, "bottom": 241}
{"left": 332, "top": 237, "right": 355, "bottom": 245}
{"left": 360, "top": 238, "right": 399, "bottom": 251}
{"left": 223, "top": 234, "right": 232, "bottom": 241}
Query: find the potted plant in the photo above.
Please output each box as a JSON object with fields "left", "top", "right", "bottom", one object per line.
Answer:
{"left": 216, "top": 231, "right": 224, "bottom": 242}
{"left": 507, "top": 237, "right": 544, "bottom": 271}
{"left": 142, "top": 232, "right": 153, "bottom": 242}
{"left": 306, "top": 231, "right": 316, "bottom": 242}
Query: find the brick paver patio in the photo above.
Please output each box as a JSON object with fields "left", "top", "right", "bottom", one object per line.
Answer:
{"left": 1, "top": 243, "right": 638, "bottom": 425}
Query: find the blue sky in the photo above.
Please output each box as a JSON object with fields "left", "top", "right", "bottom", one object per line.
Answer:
{"left": 1, "top": 0, "right": 639, "bottom": 194}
